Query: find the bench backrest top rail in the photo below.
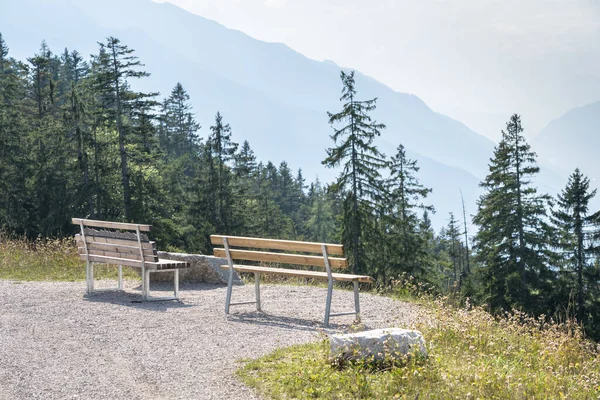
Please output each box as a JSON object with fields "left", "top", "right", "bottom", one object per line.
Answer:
{"left": 72, "top": 218, "right": 151, "bottom": 232}
{"left": 213, "top": 248, "right": 348, "bottom": 269}
{"left": 210, "top": 235, "right": 344, "bottom": 256}
{"left": 73, "top": 219, "right": 157, "bottom": 264}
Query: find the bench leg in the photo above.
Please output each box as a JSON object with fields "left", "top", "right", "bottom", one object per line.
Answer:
{"left": 141, "top": 269, "right": 181, "bottom": 301}
{"left": 324, "top": 279, "right": 333, "bottom": 326}
{"left": 85, "top": 262, "right": 125, "bottom": 295}
{"left": 89, "top": 262, "right": 94, "bottom": 293}
{"left": 225, "top": 268, "right": 234, "bottom": 314}
{"left": 85, "top": 261, "right": 91, "bottom": 294}
{"left": 174, "top": 269, "right": 179, "bottom": 299}
{"left": 255, "top": 273, "right": 261, "bottom": 312}
{"left": 353, "top": 281, "right": 361, "bottom": 322}
{"left": 143, "top": 268, "right": 150, "bottom": 301}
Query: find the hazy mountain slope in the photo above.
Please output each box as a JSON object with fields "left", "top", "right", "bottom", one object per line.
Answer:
{"left": 532, "top": 101, "right": 600, "bottom": 181}
{"left": 69, "top": 0, "right": 496, "bottom": 178}
{"left": 0, "top": 0, "right": 500, "bottom": 229}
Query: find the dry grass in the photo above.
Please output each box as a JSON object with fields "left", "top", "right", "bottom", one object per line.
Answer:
{"left": 0, "top": 234, "right": 138, "bottom": 282}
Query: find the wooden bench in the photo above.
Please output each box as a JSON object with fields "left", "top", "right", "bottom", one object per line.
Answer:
{"left": 210, "top": 235, "right": 374, "bottom": 325}
{"left": 73, "top": 218, "right": 190, "bottom": 301}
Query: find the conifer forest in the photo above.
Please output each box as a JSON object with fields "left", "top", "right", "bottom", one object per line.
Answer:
{"left": 2, "top": 34, "right": 600, "bottom": 338}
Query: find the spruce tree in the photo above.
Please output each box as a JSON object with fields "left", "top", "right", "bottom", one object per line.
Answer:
{"left": 460, "top": 190, "right": 471, "bottom": 276}
{"left": 231, "top": 140, "right": 257, "bottom": 234}
{"left": 161, "top": 82, "right": 200, "bottom": 158}
{"left": 323, "top": 70, "right": 386, "bottom": 274}
{"left": 0, "top": 33, "right": 29, "bottom": 233}
{"left": 306, "top": 178, "right": 335, "bottom": 242}
{"left": 207, "top": 112, "right": 238, "bottom": 233}
{"left": 552, "top": 168, "right": 600, "bottom": 327}
{"left": 91, "top": 37, "right": 156, "bottom": 220}
{"left": 444, "top": 212, "right": 462, "bottom": 284}
{"left": 473, "top": 114, "right": 553, "bottom": 314}
{"left": 26, "top": 41, "right": 75, "bottom": 235}
{"left": 384, "top": 144, "right": 433, "bottom": 281}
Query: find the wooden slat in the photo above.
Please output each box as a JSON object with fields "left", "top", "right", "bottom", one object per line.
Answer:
{"left": 79, "top": 255, "right": 189, "bottom": 270}
{"left": 76, "top": 239, "right": 157, "bottom": 256}
{"left": 72, "top": 218, "right": 151, "bottom": 232}
{"left": 77, "top": 247, "right": 158, "bottom": 262}
{"left": 83, "top": 228, "right": 149, "bottom": 242}
{"left": 79, "top": 254, "right": 149, "bottom": 269}
{"left": 210, "top": 235, "right": 344, "bottom": 255}
{"left": 219, "top": 265, "right": 373, "bottom": 283}
{"left": 213, "top": 248, "right": 348, "bottom": 269}
{"left": 75, "top": 234, "right": 155, "bottom": 250}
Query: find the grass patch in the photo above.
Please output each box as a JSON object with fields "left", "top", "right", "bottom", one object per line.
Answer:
{"left": 0, "top": 235, "right": 139, "bottom": 282}
{"left": 238, "top": 299, "right": 600, "bottom": 399}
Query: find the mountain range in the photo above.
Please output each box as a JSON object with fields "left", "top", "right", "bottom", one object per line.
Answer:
{"left": 0, "top": 0, "right": 595, "bottom": 229}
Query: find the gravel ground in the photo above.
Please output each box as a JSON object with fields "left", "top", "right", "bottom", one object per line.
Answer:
{"left": 0, "top": 279, "right": 424, "bottom": 400}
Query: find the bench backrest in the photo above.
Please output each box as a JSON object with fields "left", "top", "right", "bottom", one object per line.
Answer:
{"left": 210, "top": 235, "right": 348, "bottom": 269}
{"left": 73, "top": 218, "right": 158, "bottom": 267}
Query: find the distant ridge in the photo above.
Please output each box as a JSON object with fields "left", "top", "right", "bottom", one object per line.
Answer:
{"left": 532, "top": 101, "right": 600, "bottom": 181}
{"left": 0, "top": 0, "right": 513, "bottom": 228}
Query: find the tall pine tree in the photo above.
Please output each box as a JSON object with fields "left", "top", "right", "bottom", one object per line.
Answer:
{"left": 552, "top": 168, "right": 600, "bottom": 329}
{"left": 473, "top": 114, "right": 553, "bottom": 314}
{"left": 91, "top": 37, "right": 156, "bottom": 220}
{"left": 323, "top": 70, "right": 386, "bottom": 275}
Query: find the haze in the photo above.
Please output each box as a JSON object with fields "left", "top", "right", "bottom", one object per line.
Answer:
{"left": 154, "top": 0, "right": 600, "bottom": 140}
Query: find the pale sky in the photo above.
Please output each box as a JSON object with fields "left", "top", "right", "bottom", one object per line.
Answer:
{"left": 154, "top": 0, "right": 600, "bottom": 141}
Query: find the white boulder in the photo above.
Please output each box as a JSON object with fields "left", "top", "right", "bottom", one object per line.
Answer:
{"left": 330, "top": 328, "right": 427, "bottom": 361}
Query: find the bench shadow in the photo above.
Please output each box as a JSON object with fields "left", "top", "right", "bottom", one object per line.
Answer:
{"left": 83, "top": 290, "right": 192, "bottom": 311}
{"left": 82, "top": 282, "right": 212, "bottom": 311}
{"left": 228, "top": 311, "right": 367, "bottom": 333}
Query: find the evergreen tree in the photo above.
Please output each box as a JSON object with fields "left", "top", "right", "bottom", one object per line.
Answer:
{"left": 231, "top": 140, "right": 257, "bottom": 235}
{"left": 90, "top": 37, "right": 156, "bottom": 220}
{"left": 26, "top": 42, "right": 74, "bottom": 235}
{"left": 460, "top": 189, "right": 471, "bottom": 276}
{"left": 161, "top": 82, "right": 200, "bottom": 158}
{"left": 552, "top": 168, "right": 600, "bottom": 328}
{"left": 306, "top": 178, "right": 335, "bottom": 242}
{"left": 383, "top": 144, "right": 433, "bottom": 281}
{"left": 0, "top": 33, "right": 30, "bottom": 233}
{"left": 473, "top": 114, "right": 553, "bottom": 314}
{"left": 60, "top": 49, "right": 93, "bottom": 217}
{"left": 207, "top": 112, "right": 238, "bottom": 233}
{"left": 323, "top": 70, "right": 386, "bottom": 274}
{"left": 444, "top": 212, "right": 462, "bottom": 284}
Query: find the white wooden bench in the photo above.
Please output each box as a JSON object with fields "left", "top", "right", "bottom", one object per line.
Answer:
{"left": 211, "top": 235, "right": 374, "bottom": 325}
{"left": 73, "top": 218, "right": 190, "bottom": 301}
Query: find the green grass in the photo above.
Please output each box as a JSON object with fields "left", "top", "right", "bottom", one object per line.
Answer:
{"left": 0, "top": 235, "right": 139, "bottom": 282}
{"left": 238, "top": 297, "right": 600, "bottom": 399}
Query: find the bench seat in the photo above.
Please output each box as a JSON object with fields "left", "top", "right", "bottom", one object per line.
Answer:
{"left": 219, "top": 264, "right": 374, "bottom": 283}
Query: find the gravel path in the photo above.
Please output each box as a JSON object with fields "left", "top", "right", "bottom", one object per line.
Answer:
{"left": 0, "top": 280, "right": 424, "bottom": 399}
